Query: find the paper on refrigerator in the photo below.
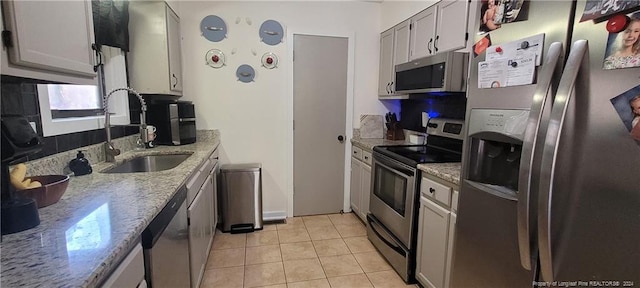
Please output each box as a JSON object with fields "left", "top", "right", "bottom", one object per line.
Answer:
{"left": 486, "top": 33, "right": 545, "bottom": 66}
{"left": 479, "top": 52, "right": 536, "bottom": 88}
{"left": 478, "top": 60, "right": 507, "bottom": 88}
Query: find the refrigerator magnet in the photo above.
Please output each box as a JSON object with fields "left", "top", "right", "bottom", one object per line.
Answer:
{"left": 473, "top": 35, "right": 492, "bottom": 58}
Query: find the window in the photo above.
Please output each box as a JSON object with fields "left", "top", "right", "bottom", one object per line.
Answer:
{"left": 47, "top": 85, "right": 103, "bottom": 119}
{"left": 38, "top": 46, "right": 130, "bottom": 137}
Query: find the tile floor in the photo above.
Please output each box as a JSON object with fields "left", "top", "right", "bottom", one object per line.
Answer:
{"left": 201, "top": 213, "right": 417, "bottom": 288}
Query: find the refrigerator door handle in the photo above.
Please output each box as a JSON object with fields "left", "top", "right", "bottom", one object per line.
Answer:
{"left": 538, "top": 39, "right": 589, "bottom": 282}
{"left": 517, "top": 42, "right": 564, "bottom": 271}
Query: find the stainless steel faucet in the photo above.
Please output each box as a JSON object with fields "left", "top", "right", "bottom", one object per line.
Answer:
{"left": 104, "top": 87, "right": 148, "bottom": 162}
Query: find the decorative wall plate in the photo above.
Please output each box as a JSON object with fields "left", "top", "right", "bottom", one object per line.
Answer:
{"left": 261, "top": 52, "right": 278, "bottom": 69}
{"left": 236, "top": 64, "right": 256, "bottom": 83}
{"left": 200, "top": 15, "right": 227, "bottom": 42}
{"left": 205, "top": 49, "right": 225, "bottom": 68}
{"left": 259, "top": 20, "right": 284, "bottom": 45}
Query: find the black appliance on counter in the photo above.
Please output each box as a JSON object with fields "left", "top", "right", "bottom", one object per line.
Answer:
{"left": 145, "top": 100, "right": 196, "bottom": 146}
{"left": 1, "top": 115, "right": 43, "bottom": 235}
{"left": 368, "top": 118, "right": 464, "bottom": 283}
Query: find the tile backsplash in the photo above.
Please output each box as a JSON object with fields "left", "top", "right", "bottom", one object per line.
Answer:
{"left": 1, "top": 76, "right": 139, "bottom": 162}
{"left": 400, "top": 94, "right": 467, "bottom": 132}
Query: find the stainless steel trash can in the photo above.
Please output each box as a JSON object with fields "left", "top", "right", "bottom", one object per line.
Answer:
{"left": 219, "top": 163, "right": 263, "bottom": 233}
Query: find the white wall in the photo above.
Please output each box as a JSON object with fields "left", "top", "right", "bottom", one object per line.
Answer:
{"left": 179, "top": 1, "right": 386, "bottom": 217}
{"left": 379, "top": 0, "right": 437, "bottom": 32}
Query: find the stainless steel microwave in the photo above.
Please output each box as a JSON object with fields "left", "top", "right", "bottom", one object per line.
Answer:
{"left": 394, "top": 51, "right": 469, "bottom": 94}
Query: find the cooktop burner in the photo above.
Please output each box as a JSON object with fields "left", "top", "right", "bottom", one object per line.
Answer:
{"left": 374, "top": 144, "right": 462, "bottom": 167}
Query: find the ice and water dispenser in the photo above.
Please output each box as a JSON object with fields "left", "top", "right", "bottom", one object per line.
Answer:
{"left": 465, "top": 109, "right": 529, "bottom": 193}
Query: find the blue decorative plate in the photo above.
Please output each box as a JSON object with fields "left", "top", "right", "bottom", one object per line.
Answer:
{"left": 200, "top": 15, "right": 227, "bottom": 42}
{"left": 236, "top": 64, "right": 255, "bottom": 83}
{"left": 259, "top": 20, "right": 284, "bottom": 45}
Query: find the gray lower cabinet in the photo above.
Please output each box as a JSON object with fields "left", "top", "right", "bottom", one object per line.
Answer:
{"left": 188, "top": 182, "right": 212, "bottom": 288}
{"left": 416, "top": 176, "right": 459, "bottom": 288}
{"left": 187, "top": 150, "right": 219, "bottom": 288}
{"left": 350, "top": 146, "right": 372, "bottom": 222}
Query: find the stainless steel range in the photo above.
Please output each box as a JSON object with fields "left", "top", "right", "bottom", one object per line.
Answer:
{"left": 368, "top": 118, "right": 464, "bottom": 283}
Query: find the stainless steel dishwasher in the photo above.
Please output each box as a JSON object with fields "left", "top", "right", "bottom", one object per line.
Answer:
{"left": 141, "top": 185, "right": 190, "bottom": 288}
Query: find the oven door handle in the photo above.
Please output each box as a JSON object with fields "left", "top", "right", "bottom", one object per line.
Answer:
{"left": 367, "top": 215, "right": 406, "bottom": 255}
{"left": 373, "top": 154, "right": 415, "bottom": 178}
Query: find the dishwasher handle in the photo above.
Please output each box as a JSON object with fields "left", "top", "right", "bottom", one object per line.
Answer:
{"left": 142, "top": 185, "right": 187, "bottom": 248}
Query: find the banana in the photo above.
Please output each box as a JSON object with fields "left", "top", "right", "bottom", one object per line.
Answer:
{"left": 26, "top": 181, "right": 42, "bottom": 189}
{"left": 10, "top": 164, "right": 28, "bottom": 190}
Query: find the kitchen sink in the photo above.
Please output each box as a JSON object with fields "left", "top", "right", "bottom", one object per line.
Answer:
{"left": 102, "top": 153, "right": 192, "bottom": 173}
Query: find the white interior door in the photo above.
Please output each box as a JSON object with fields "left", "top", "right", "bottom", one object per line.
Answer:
{"left": 293, "top": 34, "right": 348, "bottom": 216}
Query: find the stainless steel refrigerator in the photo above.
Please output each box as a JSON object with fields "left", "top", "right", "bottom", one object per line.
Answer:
{"left": 452, "top": 0, "right": 640, "bottom": 287}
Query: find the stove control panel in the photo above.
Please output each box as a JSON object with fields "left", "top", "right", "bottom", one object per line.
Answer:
{"left": 427, "top": 118, "right": 465, "bottom": 140}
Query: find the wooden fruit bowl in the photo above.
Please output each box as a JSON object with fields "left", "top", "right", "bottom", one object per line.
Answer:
{"left": 17, "top": 175, "right": 70, "bottom": 208}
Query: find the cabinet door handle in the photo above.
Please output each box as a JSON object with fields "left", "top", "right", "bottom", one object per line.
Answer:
{"left": 429, "top": 187, "right": 435, "bottom": 193}
{"left": 390, "top": 81, "right": 394, "bottom": 94}
{"left": 434, "top": 35, "right": 439, "bottom": 52}
{"left": 428, "top": 38, "right": 433, "bottom": 54}
{"left": 386, "top": 82, "right": 391, "bottom": 94}
{"left": 172, "top": 73, "right": 178, "bottom": 88}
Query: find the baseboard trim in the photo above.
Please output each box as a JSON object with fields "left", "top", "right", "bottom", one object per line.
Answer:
{"left": 263, "top": 211, "right": 287, "bottom": 221}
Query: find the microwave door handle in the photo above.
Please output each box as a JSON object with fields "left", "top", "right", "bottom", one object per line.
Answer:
{"left": 517, "top": 42, "right": 564, "bottom": 271}
{"left": 538, "top": 40, "right": 589, "bottom": 282}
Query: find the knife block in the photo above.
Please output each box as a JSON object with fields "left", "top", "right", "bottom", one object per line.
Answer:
{"left": 385, "top": 123, "right": 405, "bottom": 140}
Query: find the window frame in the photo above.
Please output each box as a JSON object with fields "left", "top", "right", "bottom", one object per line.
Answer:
{"left": 38, "top": 46, "right": 130, "bottom": 137}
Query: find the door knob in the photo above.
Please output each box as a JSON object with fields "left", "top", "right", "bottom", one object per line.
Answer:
{"left": 337, "top": 135, "right": 345, "bottom": 143}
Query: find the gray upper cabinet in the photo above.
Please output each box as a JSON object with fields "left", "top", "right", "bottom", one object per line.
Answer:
{"left": 410, "top": 5, "right": 438, "bottom": 60}
{"left": 378, "top": 20, "right": 410, "bottom": 98}
{"left": 410, "top": 0, "right": 469, "bottom": 60}
{"left": 378, "top": 29, "right": 394, "bottom": 96}
{"left": 166, "top": 8, "right": 183, "bottom": 93}
{"left": 0, "top": 0, "right": 97, "bottom": 84}
{"left": 128, "top": 1, "right": 183, "bottom": 96}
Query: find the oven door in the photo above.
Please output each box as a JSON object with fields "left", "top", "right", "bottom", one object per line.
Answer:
{"left": 370, "top": 152, "right": 417, "bottom": 248}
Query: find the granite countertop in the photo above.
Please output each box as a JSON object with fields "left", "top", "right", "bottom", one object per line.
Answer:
{"left": 418, "top": 163, "right": 462, "bottom": 186}
{"left": 0, "top": 131, "right": 220, "bottom": 288}
{"left": 351, "top": 137, "right": 411, "bottom": 151}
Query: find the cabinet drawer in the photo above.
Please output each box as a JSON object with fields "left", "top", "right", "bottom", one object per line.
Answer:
{"left": 420, "top": 177, "right": 452, "bottom": 207}
{"left": 362, "top": 150, "right": 372, "bottom": 166}
{"left": 352, "top": 146, "right": 363, "bottom": 161}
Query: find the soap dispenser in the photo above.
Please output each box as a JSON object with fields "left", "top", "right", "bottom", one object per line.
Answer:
{"left": 69, "top": 151, "right": 92, "bottom": 176}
